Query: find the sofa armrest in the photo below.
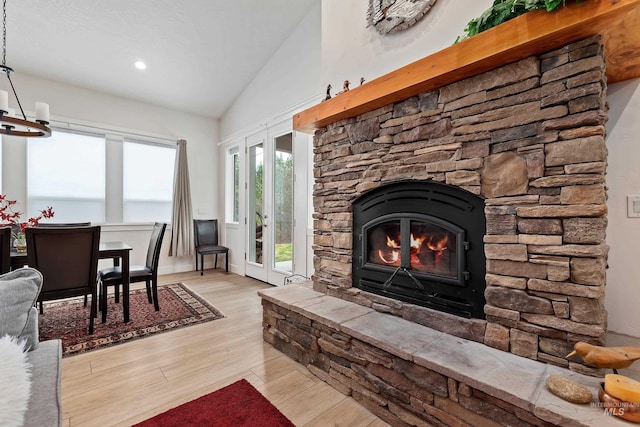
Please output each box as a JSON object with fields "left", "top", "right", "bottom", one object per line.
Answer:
{"left": 21, "top": 306, "right": 40, "bottom": 350}
{"left": 24, "top": 339, "right": 62, "bottom": 427}
{"left": 0, "top": 268, "right": 43, "bottom": 350}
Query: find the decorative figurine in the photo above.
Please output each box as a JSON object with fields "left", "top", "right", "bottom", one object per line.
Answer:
{"left": 323, "top": 84, "right": 332, "bottom": 101}
{"left": 360, "top": 77, "right": 365, "bottom": 85}
{"left": 566, "top": 342, "right": 640, "bottom": 373}
{"left": 336, "top": 80, "right": 350, "bottom": 96}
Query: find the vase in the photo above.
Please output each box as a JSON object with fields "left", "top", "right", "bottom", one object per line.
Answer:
{"left": 13, "top": 233, "right": 27, "bottom": 252}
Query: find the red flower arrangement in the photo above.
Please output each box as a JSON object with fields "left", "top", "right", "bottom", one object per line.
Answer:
{"left": 0, "top": 194, "right": 55, "bottom": 238}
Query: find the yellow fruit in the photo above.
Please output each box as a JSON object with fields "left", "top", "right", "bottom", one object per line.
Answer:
{"left": 604, "top": 374, "right": 640, "bottom": 404}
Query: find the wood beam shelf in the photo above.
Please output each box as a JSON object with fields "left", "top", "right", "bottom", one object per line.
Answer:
{"left": 293, "top": 0, "right": 640, "bottom": 133}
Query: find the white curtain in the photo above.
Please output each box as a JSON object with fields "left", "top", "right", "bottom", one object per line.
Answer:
{"left": 169, "top": 139, "right": 193, "bottom": 256}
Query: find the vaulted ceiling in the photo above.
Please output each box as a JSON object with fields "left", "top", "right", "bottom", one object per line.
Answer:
{"left": 6, "top": 0, "right": 318, "bottom": 118}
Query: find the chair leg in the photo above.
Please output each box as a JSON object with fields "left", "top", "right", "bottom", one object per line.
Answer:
{"left": 101, "top": 282, "right": 108, "bottom": 323}
{"left": 145, "top": 279, "right": 153, "bottom": 304}
{"left": 97, "top": 283, "right": 101, "bottom": 317}
{"left": 225, "top": 252, "right": 229, "bottom": 272}
{"left": 215, "top": 254, "right": 218, "bottom": 270}
{"left": 152, "top": 279, "right": 160, "bottom": 311}
{"left": 39, "top": 301, "right": 44, "bottom": 314}
{"left": 195, "top": 252, "right": 199, "bottom": 273}
{"left": 84, "top": 294, "right": 88, "bottom": 307}
{"left": 114, "top": 284, "right": 120, "bottom": 303}
{"left": 200, "top": 254, "right": 204, "bottom": 275}
{"left": 89, "top": 290, "right": 96, "bottom": 334}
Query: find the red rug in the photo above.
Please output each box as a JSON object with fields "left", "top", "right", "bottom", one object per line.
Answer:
{"left": 134, "top": 379, "right": 295, "bottom": 427}
{"left": 38, "top": 283, "right": 224, "bottom": 357}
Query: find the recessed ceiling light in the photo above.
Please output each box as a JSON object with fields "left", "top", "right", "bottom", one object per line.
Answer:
{"left": 134, "top": 61, "right": 147, "bottom": 70}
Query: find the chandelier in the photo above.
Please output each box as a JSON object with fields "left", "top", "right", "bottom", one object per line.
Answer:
{"left": 0, "top": 0, "right": 50, "bottom": 137}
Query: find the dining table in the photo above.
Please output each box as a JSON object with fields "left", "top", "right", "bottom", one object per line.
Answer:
{"left": 10, "top": 241, "right": 134, "bottom": 322}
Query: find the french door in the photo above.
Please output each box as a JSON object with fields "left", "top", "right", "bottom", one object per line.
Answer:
{"left": 245, "top": 127, "right": 297, "bottom": 286}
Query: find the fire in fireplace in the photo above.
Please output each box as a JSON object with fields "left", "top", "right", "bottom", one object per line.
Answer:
{"left": 353, "top": 181, "right": 486, "bottom": 318}
{"left": 367, "top": 218, "right": 457, "bottom": 276}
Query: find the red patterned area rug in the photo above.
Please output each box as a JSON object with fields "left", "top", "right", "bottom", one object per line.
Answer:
{"left": 38, "top": 283, "right": 224, "bottom": 357}
{"left": 133, "top": 379, "right": 295, "bottom": 427}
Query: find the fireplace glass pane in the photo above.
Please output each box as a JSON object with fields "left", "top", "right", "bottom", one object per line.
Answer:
{"left": 410, "top": 220, "right": 456, "bottom": 277}
{"left": 367, "top": 220, "right": 401, "bottom": 267}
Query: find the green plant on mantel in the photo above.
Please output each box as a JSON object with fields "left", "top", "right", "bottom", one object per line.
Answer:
{"left": 455, "top": 0, "right": 585, "bottom": 43}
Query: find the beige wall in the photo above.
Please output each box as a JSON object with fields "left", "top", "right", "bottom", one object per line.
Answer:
{"left": 605, "top": 78, "right": 640, "bottom": 337}
{"left": 320, "top": 0, "right": 493, "bottom": 92}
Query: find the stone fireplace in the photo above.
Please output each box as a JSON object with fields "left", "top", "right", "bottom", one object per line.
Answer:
{"left": 260, "top": 34, "right": 617, "bottom": 426}
{"left": 311, "top": 34, "right": 608, "bottom": 369}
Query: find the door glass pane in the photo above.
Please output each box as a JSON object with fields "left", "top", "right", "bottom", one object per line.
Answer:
{"left": 367, "top": 220, "right": 401, "bottom": 267}
{"left": 248, "top": 143, "right": 263, "bottom": 265}
{"left": 273, "top": 134, "right": 293, "bottom": 273}
{"left": 410, "top": 220, "right": 457, "bottom": 277}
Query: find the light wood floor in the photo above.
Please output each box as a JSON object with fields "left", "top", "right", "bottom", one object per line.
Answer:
{"left": 61, "top": 269, "right": 390, "bottom": 427}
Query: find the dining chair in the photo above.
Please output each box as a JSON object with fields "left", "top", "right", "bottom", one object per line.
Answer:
{"left": 37, "top": 222, "right": 93, "bottom": 308}
{"left": 0, "top": 226, "right": 11, "bottom": 274}
{"left": 25, "top": 225, "right": 101, "bottom": 334}
{"left": 98, "top": 222, "right": 166, "bottom": 322}
{"left": 194, "top": 219, "right": 228, "bottom": 275}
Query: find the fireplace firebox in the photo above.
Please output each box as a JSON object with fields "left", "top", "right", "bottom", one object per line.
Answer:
{"left": 352, "top": 181, "right": 486, "bottom": 318}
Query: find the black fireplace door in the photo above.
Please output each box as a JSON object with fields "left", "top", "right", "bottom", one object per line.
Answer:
{"left": 364, "top": 213, "right": 464, "bottom": 284}
{"left": 352, "top": 180, "right": 486, "bottom": 319}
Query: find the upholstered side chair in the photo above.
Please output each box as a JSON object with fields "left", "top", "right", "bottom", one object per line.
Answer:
{"left": 194, "top": 219, "right": 228, "bottom": 275}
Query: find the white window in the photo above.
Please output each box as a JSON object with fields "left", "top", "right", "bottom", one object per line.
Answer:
{"left": 28, "top": 131, "right": 106, "bottom": 222}
{"left": 123, "top": 140, "right": 175, "bottom": 223}
{"left": 25, "top": 129, "right": 175, "bottom": 225}
{"left": 233, "top": 152, "right": 240, "bottom": 223}
{"left": 226, "top": 146, "right": 240, "bottom": 223}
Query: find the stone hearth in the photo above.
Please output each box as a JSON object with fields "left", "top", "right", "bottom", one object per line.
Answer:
{"left": 311, "top": 35, "right": 608, "bottom": 372}
{"left": 260, "top": 284, "right": 622, "bottom": 427}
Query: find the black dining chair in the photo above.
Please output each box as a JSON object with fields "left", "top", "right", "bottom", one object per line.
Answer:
{"left": 98, "top": 222, "right": 166, "bottom": 322}
{"left": 25, "top": 225, "right": 101, "bottom": 334}
{"left": 0, "top": 226, "right": 11, "bottom": 274}
{"left": 37, "top": 222, "right": 92, "bottom": 307}
{"left": 194, "top": 219, "right": 228, "bottom": 275}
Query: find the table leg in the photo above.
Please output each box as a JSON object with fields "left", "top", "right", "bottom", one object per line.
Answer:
{"left": 112, "top": 257, "right": 120, "bottom": 303}
{"left": 122, "top": 250, "right": 130, "bottom": 323}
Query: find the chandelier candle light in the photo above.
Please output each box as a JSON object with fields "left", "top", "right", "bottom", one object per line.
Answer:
{"left": 0, "top": 0, "right": 51, "bottom": 138}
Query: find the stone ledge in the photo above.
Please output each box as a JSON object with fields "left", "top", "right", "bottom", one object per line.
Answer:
{"left": 259, "top": 284, "right": 628, "bottom": 427}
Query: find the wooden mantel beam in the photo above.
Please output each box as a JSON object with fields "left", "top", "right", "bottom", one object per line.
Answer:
{"left": 294, "top": 0, "right": 640, "bottom": 133}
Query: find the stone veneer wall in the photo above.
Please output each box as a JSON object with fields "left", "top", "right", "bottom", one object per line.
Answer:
{"left": 312, "top": 35, "right": 608, "bottom": 372}
{"left": 261, "top": 290, "right": 599, "bottom": 427}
